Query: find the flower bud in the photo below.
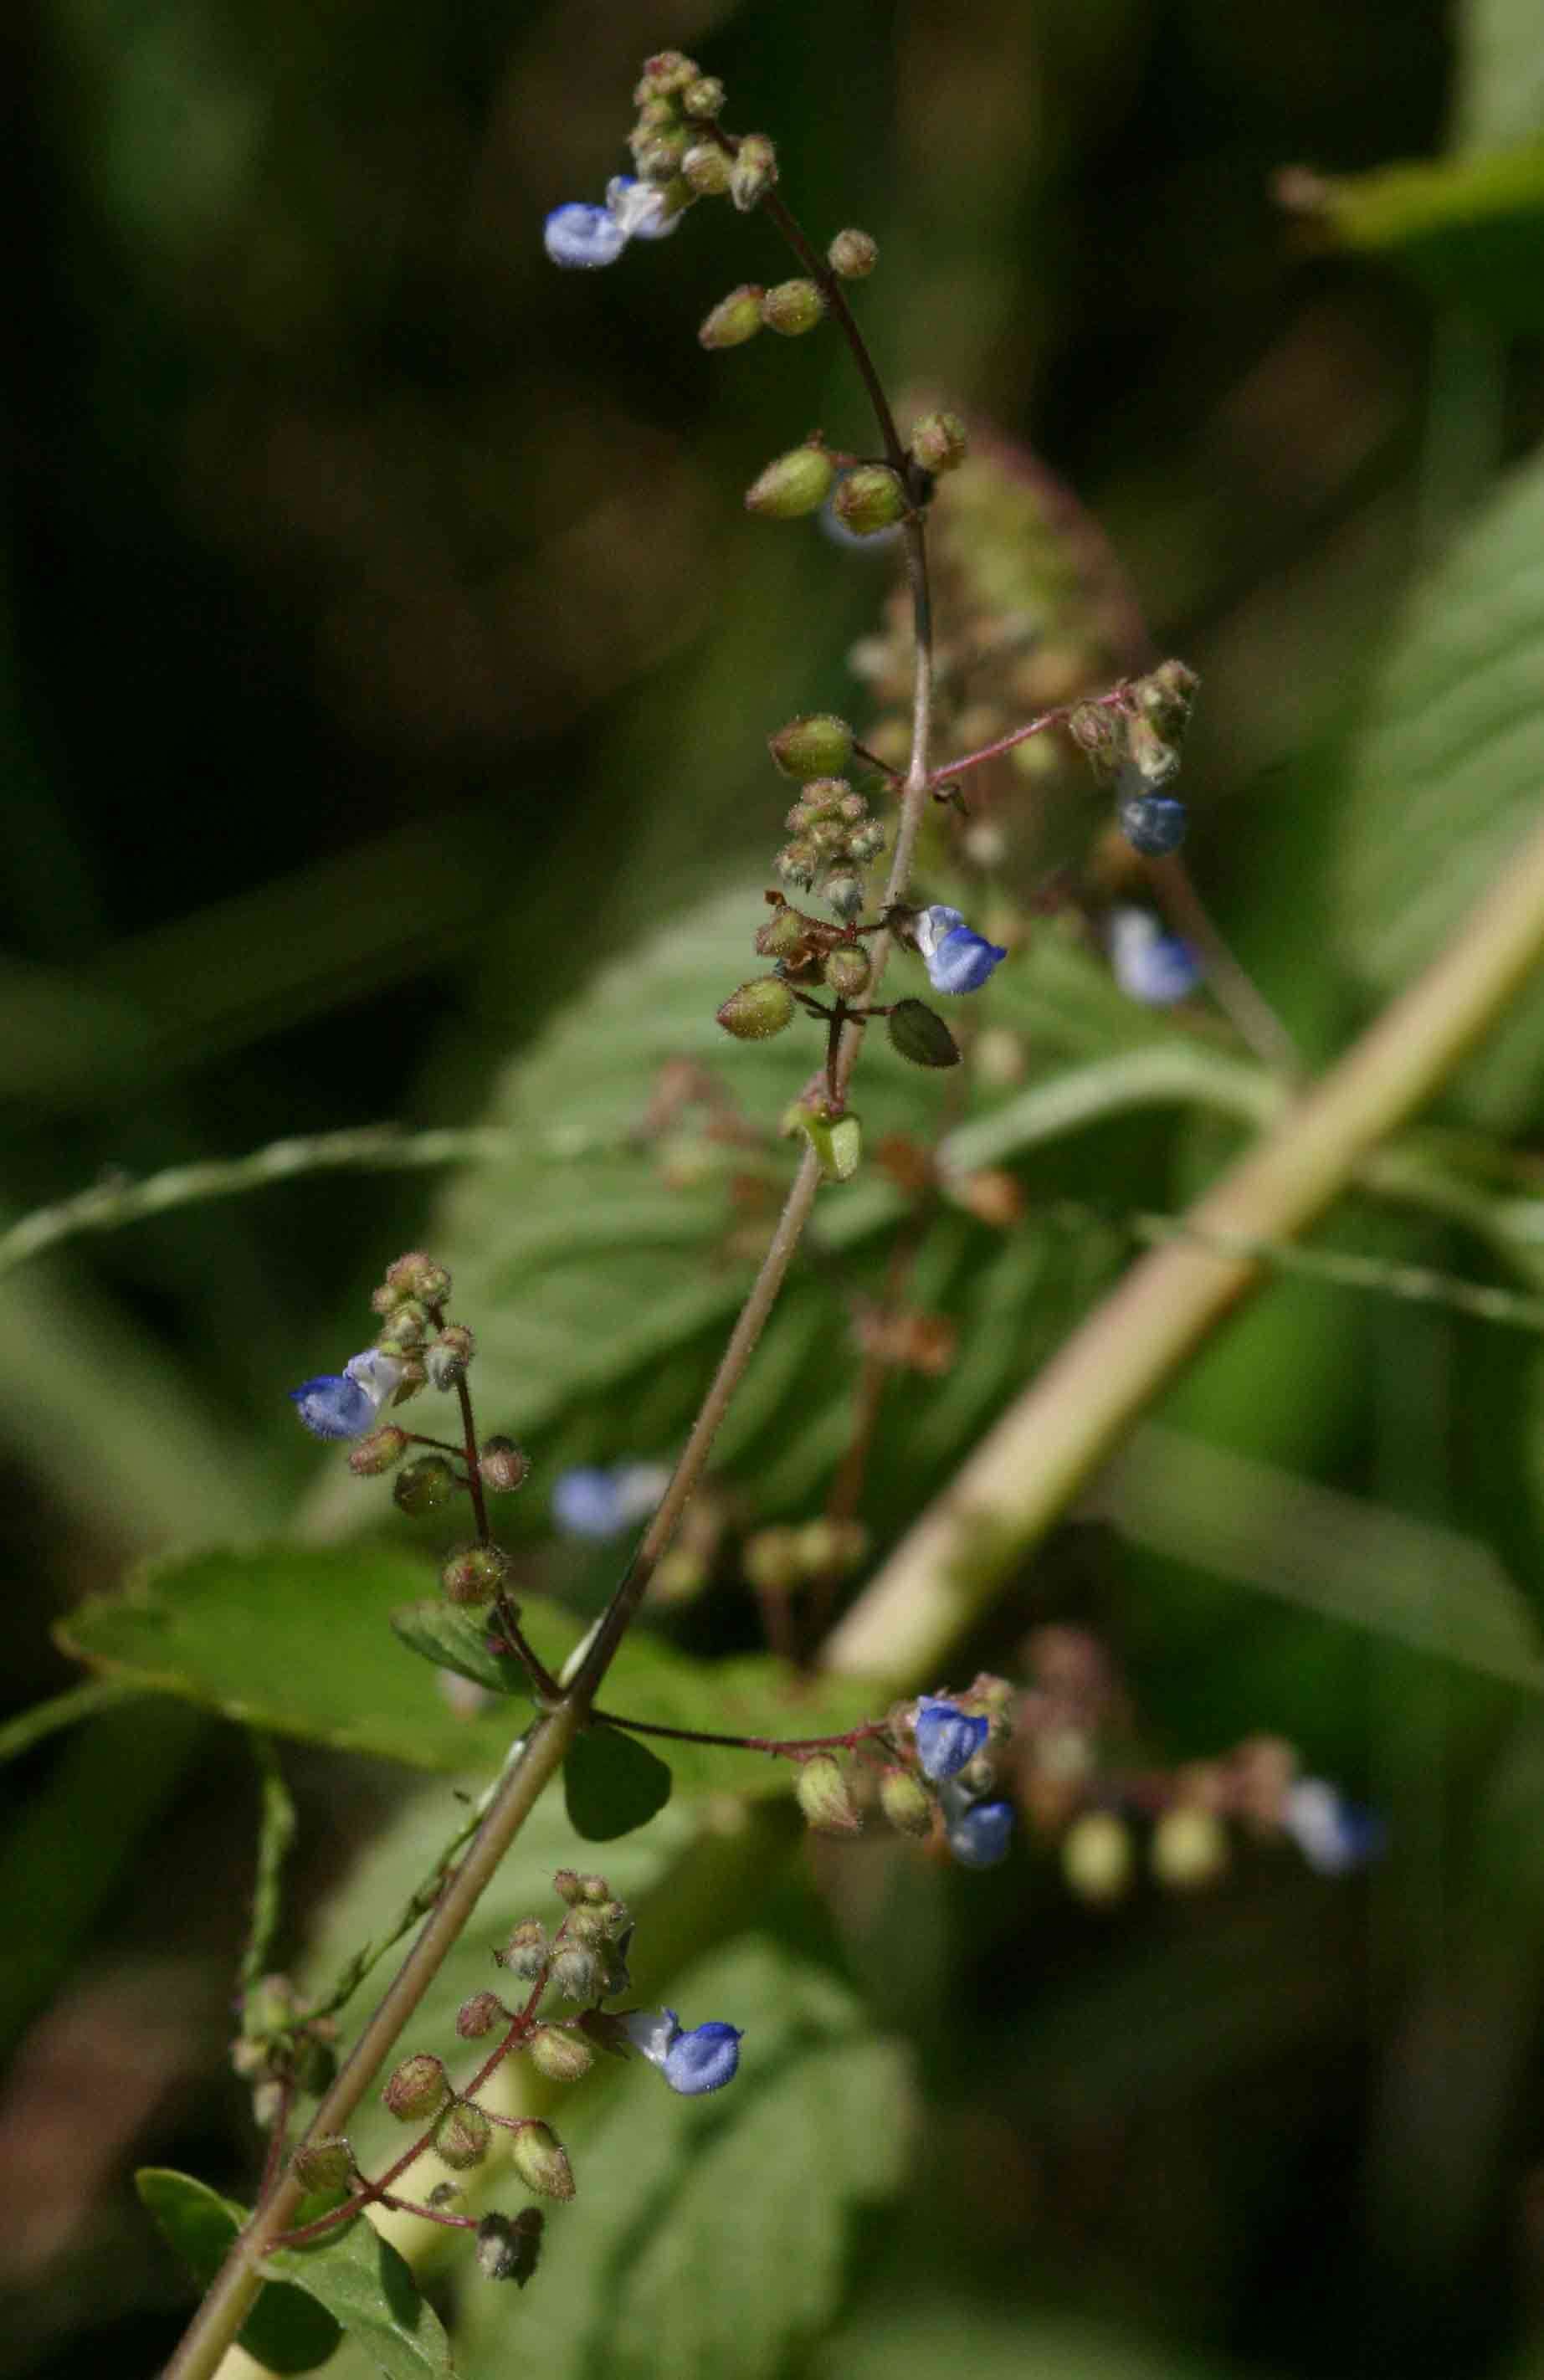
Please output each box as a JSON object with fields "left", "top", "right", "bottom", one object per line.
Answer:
{"left": 1136, "top": 659, "right": 1199, "bottom": 738}
{"left": 457, "top": 1991, "right": 506, "bottom": 2039}
{"left": 1068, "top": 701, "right": 1125, "bottom": 775}
{"left": 828, "top": 227, "right": 877, "bottom": 278}
{"left": 681, "top": 141, "right": 732, "bottom": 196}
{"left": 887, "top": 998, "right": 961, "bottom": 1068}
{"left": 746, "top": 444, "right": 836, "bottom": 520}
{"left": 910, "top": 410, "right": 967, "bottom": 475}
{"left": 426, "top": 1324, "right": 474, "bottom": 1391}
{"left": 511, "top": 2121, "right": 576, "bottom": 2203}
{"left": 1151, "top": 1806, "right": 1229, "bottom": 1891}
{"left": 290, "top": 2135, "right": 353, "bottom": 2193}
{"left": 480, "top": 1437, "right": 531, "bottom": 1494}
{"left": 527, "top": 2025, "right": 595, "bottom": 2083}
{"left": 880, "top": 1765, "right": 936, "bottom": 1837}
{"left": 823, "top": 945, "right": 872, "bottom": 999}
{"left": 634, "top": 50, "right": 699, "bottom": 100}
{"left": 435, "top": 2100, "right": 492, "bottom": 2171}
{"left": 552, "top": 1869, "right": 584, "bottom": 1904}
{"left": 794, "top": 1753, "right": 861, "bottom": 1834}
{"left": 565, "top": 1903, "right": 608, "bottom": 1945}
{"left": 754, "top": 900, "right": 814, "bottom": 959}
{"left": 834, "top": 466, "right": 906, "bottom": 537}
{"left": 393, "top": 1456, "right": 456, "bottom": 1517}
{"left": 776, "top": 840, "right": 818, "bottom": 890}
{"left": 699, "top": 285, "right": 764, "bottom": 347}
{"left": 383, "top": 2053, "right": 448, "bottom": 2122}
{"left": 499, "top": 1919, "right": 548, "bottom": 1978}
{"left": 1126, "top": 716, "right": 1182, "bottom": 790}
{"left": 849, "top": 822, "right": 886, "bottom": 861}
{"left": 577, "top": 1872, "right": 612, "bottom": 1904}
{"left": 441, "top": 1541, "right": 513, "bottom": 1606}
{"left": 769, "top": 713, "right": 854, "bottom": 779}
{"left": 1062, "top": 1809, "right": 1133, "bottom": 1905}
{"left": 348, "top": 1425, "right": 408, "bottom": 1476}
{"left": 376, "top": 1299, "right": 431, "bottom": 1354}
{"left": 550, "top": 1945, "right": 598, "bottom": 2001}
{"left": 729, "top": 132, "right": 778, "bottom": 212}
{"left": 683, "top": 74, "right": 726, "bottom": 119}
{"left": 382, "top": 1252, "right": 451, "bottom": 1307}
{"left": 634, "top": 129, "right": 690, "bottom": 183}
{"left": 823, "top": 872, "right": 864, "bottom": 920}
{"left": 760, "top": 278, "right": 825, "bottom": 336}
{"left": 718, "top": 976, "right": 796, "bottom": 1040}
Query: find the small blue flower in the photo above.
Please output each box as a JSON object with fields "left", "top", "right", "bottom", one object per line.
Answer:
{"left": 1118, "top": 791, "right": 1187, "bottom": 858}
{"left": 946, "top": 1799, "right": 1014, "bottom": 1869}
{"left": 913, "top": 1696, "right": 989, "bottom": 1782}
{"left": 545, "top": 178, "right": 685, "bottom": 270}
{"left": 604, "top": 176, "right": 681, "bottom": 242}
{"left": 289, "top": 1348, "right": 403, "bottom": 1442}
{"left": 551, "top": 1460, "right": 669, "bottom": 1540}
{"left": 914, "top": 904, "right": 1008, "bottom": 996}
{"left": 1108, "top": 906, "right": 1202, "bottom": 1007}
{"left": 1282, "top": 1778, "right": 1385, "bottom": 1876}
{"left": 624, "top": 2007, "right": 742, "bottom": 2096}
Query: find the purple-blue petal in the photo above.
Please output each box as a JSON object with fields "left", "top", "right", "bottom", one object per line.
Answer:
{"left": 913, "top": 1697, "right": 989, "bottom": 1782}
{"left": 289, "top": 1374, "right": 377, "bottom": 1441}
{"left": 551, "top": 1466, "right": 626, "bottom": 1538}
{"left": 926, "top": 926, "right": 1008, "bottom": 996}
{"left": 544, "top": 203, "right": 628, "bottom": 269}
{"left": 660, "top": 2021, "right": 742, "bottom": 2095}
{"left": 946, "top": 1800, "right": 1014, "bottom": 1869}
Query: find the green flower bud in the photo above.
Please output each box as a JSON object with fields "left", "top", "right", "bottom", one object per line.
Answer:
{"left": 577, "top": 1873, "right": 612, "bottom": 1905}
{"left": 434, "top": 2100, "right": 493, "bottom": 2171}
{"left": 729, "top": 132, "right": 778, "bottom": 212}
{"left": 511, "top": 2121, "right": 576, "bottom": 2203}
{"left": 383, "top": 2053, "right": 449, "bottom": 2122}
{"left": 717, "top": 976, "right": 796, "bottom": 1040}
{"left": 393, "top": 1456, "right": 456, "bottom": 1517}
{"left": 290, "top": 2135, "right": 353, "bottom": 2193}
{"left": 760, "top": 278, "right": 825, "bottom": 336}
{"left": 834, "top": 465, "right": 906, "bottom": 536}
{"left": 348, "top": 1425, "right": 408, "bottom": 1476}
{"left": 500, "top": 1918, "right": 548, "bottom": 1977}
{"left": 634, "top": 51, "right": 699, "bottom": 101}
{"left": 745, "top": 444, "right": 836, "bottom": 520}
{"left": 848, "top": 820, "right": 886, "bottom": 863}
{"left": 1068, "top": 700, "right": 1126, "bottom": 775}
{"left": 828, "top": 227, "right": 878, "bottom": 278}
{"left": 754, "top": 900, "right": 813, "bottom": 959}
{"left": 887, "top": 998, "right": 961, "bottom": 1069}
{"left": 480, "top": 1437, "right": 530, "bottom": 1494}
{"left": 1137, "top": 659, "right": 1200, "bottom": 738}
{"left": 700, "top": 285, "right": 764, "bottom": 349}
{"left": 880, "top": 1765, "right": 936, "bottom": 1838}
{"left": 426, "top": 1323, "right": 474, "bottom": 1391}
{"left": 456, "top": 1990, "right": 506, "bottom": 2039}
{"left": 551, "top": 1870, "right": 584, "bottom": 1905}
{"left": 550, "top": 1944, "right": 598, "bottom": 2001}
{"left": 634, "top": 129, "right": 690, "bottom": 183}
{"left": 775, "top": 841, "right": 818, "bottom": 890}
{"left": 441, "top": 1541, "right": 513, "bottom": 1607}
{"left": 808, "top": 819, "right": 847, "bottom": 858}
{"left": 1151, "top": 1806, "right": 1229, "bottom": 1891}
{"left": 795, "top": 1753, "right": 862, "bottom": 1834}
{"left": 910, "top": 409, "right": 967, "bottom": 475}
{"left": 377, "top": 1299, "right": 431, "bottom": 1354}
{"left": 823, "top": 872, "right": 864, "bottom": 920}
{"left": 382, "top": 1252, "right": 451, "bottom": 1307}
{"left": 683, "top": 74, "right": 726, "bottom": 118}
{"left": 823, "top": 945, "right": 872, "bottom": 999}
{"left": 1062, "top": 1809, "right": 1133, "bottom": 1906}
{"left": 1127, "top": 714, "right": 1181, "bottom": 789}
{"left": 565, "top": 1903, "right": 608, "bottom": 1944}
{"left": 768, "top": 713, "right": 854, "bottom": 779}
{"left": 682, "top": 141, "right": 732, "bottom": 196}
{"left": 527, "top": 2025, "right": 595, "bottom": 2084}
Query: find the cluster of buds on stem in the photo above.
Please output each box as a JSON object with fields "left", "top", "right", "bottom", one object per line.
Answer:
{"left": 1070, "top": 659, "right": 1200, "bottom": 858}
{"left": 786, "top": 1675, "right": 1018, "bottom": 1868}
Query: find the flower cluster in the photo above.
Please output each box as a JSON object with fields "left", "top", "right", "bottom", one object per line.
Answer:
{"left": 1069, "top": 660, "right": 1200, "bottom": 859}
{"left": 788, "top": 1678, "right": 1018, "bottom": 1869}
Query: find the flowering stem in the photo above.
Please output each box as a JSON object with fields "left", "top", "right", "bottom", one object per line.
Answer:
{"left": 758, "top": 192, "right": 910, "bottom": 477}
{"left": 592, "top": 1708, "right": 890, "bottom": 1757}
{"left": 926, "top": 690, "right": 1126, "bottom": 787}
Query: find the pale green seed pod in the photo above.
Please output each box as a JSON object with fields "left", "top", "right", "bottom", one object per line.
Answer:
{"left": 745, "top": 445, "right": 837, "bottom": 520}
{"left": 828, "top": 227, "right": 878, "bottom": 278}
{"left": 760, "top": 278, "right": 825, "bottom": 336}
{"left": 527, "top": 2025, "right": 595, "bottom": 2084}
{"left": 717, "top": 977, "right": 796, "bottom": 1041}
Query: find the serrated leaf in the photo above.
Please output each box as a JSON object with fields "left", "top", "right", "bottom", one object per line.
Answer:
{"left": 449, "top": 1936, "right": 910, "bottom": 2380}
{"left": 136, "top": 2168, "right": 341, "bottom": 2375}
{"left": 1335, "top": 444, "right": 1544, "bottom": 1126}
{"left": 57, "top": 1541, "right": 880, "bottom": 1792}
{"left": 390, "top": 1598, "right": 526, "bottom": 1695}
{"left": 564, "top": 1723, "right": 674, "bottom": 1840}
{"left": 1284, "top": 146, "right": 1544, "bottom": 328}
{"left": 263, "top": 2221, "right": 452, "bottom": 2380}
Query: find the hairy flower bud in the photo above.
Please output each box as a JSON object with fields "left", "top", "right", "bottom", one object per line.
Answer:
{"left": 290, "top": 2135, "right": 353, "bottom": 2193}
{"left": 1126, "top": 715, "right": 1182, "bottom": 790}
{"left": 550, "top": 1945, "right": 598, "bottom": 2001}
{"left": 382, "top": 1252, "right": 451, "bottom": 1307}
{"left": 634, "top": 50, "right": 699, "bottom": 100}
{"left": 746, "top": 444, "right": 836, "bottom": 520}
{"left": 527, "top": 2024, "right": 596, "bottom": 2083}
{"left": 699, "top": 284, "right": 764, "bottom": 347}
{"left": 880, "top": 1764, "right": 936, "bottom": 1837}
{"left": 823, "top": 945, "right": 872, "bottom": 999}
{"left": 775, "top": 841, "right": 818, "bottom": 890}
{"left": 760, "top": 278, "right": 825, "bottom": 336}
{"left": 718, "top": 976, "right": 796, "bottom": 1040}
{"left": 499, "top": 1919, "right": 548, "bottom": 1978}
{"left": 1136, "top": 659, "right": 1200, "bottom": 738}
{"left": 910, "top": 410, "right": 967, "bottom": 475}
{"left": 1068, "top": 700, "right": 1125, "bottom": 775}
{"left": 828, "top": 226, "right": 877, "bottom": 278}
{"left": 383, "top": 2053, "right": 448, "bottom": 2122}
{"left": 426, "top": 1324, "right": 474, "bottom": 1392}
{"left": 480, "top": 1437, "right": 531, "bottom": 1495}
{"left": 682, "top": 140, "right": 733, "bottom": 196}
{"left": 683, "top": 74, "right": 726, "bottom": 119}
{"left": 729, "top": 132, "right": 778, "bottom": 212}
{"left": 441, "top": 1541, "right": 513, "bottom": 1606}
{"left": 435, "top": 2100, "right": 493, "bottom": 2171}
{"left": 348, "top": 1425, "right": 408, "bottom": 1476}
{"left": 511, "top": 2121, "right": 576, "bottom": 2203}
{"left": 795, "top": 1753, "right": 861, "bottom": 1834}
{"left": 823, "top": 872, "right": 864, "bottom": 920}
{"left": 393, "top": 1456, "right": 456, "bottom": 1517}
{"left": 456, "top": 1991, "right": 506, "bottom": 2039}
{"left": 551, "top": 1870, "right": 584, "bottom": 1904}
{"left": 834, "top": 465, "right": 906, "bottom": 536}
{"left": 376, "top": 1299, "right": 431, "bottom": 1354}
{"left": 769, "top": 713, "right": 854, "bottom": 780}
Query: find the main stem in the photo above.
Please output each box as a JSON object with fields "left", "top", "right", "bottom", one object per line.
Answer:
{"left": 162, "top": 192, "right": 934, "bottom": 2380}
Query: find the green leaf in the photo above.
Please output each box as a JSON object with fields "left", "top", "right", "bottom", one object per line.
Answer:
{"left": 136, "top": 2167, "right": 341, "bottom": 2375}
{"left": 1453, "top": 0, "right": 1544, "bottom": 155}
{"left": 813, "top": 2300, "right": 1230, "bottom": 2380}
{"left": 1283, "top": 146, "right": 1544, "bottom": 328}
{"left": 887, "top": 997, "right": 961, "bottom": 1067}
{"left": 264, "top": 2221, "right": 452, "bottom": 2380}
{"left": 449, "top": 1936, "right": 910, "bottom": 2380}
{"left": 563, "top": 1723, "right": 674, "bottom": 1841}
{"left": 57, "top": 1540, "right": 880, "bottom": 1790}
{"left": 1335, "top": 444, "right": 1544, "bottom": 1126}
{"left": 389, "top": 1598, "right": 526, "bottom": 1695}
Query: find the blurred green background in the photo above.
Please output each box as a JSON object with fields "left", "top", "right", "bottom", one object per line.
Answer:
{"left": 6, "top": 0, "right": 1544, "bottom": 2373}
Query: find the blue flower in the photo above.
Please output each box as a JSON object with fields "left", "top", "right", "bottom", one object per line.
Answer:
{"left": 1117, "top": 790, "right": 1187, "bottom": 858}
{"left": 913, "top": 1696, "right": 989, "bottom": 1782}
{"left": 544, "top": 177, "right": 685, "bottom": 270}
{"left": 1282, "top": 1778, "right": 1385, "bottom": 1876}
{"left": 623, "top": 2007, "right": 742, "bottom": 2096}
{"left": 914, "top": 904, "right": 1008, "bottom": 996}
{"left": 289, "top": 1348, "right": 403, "bottom": 1441}
{"left": 1108, "top": 906, "right": 1201, "bottom": 1007}
{"left": 946, "top": 1799, "right": 1014, "bottom": 1869}
{"left": 551, "top": 1460, "right": 669, "bottom": 1540}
